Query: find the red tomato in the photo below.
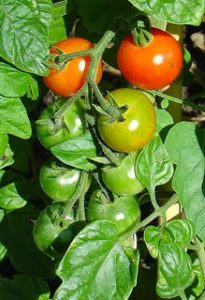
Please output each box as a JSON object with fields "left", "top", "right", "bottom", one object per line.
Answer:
{"left": 43, "top": 37, "right": 103, "bottom": 97}
{"left": 117, "top": 28, "right": 183, "bottom": 90}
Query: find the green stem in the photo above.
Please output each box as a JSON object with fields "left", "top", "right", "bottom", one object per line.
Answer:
{"left": 146, "top": 89, "right": 205, "bottom": 112}
{"left": 179, "top": 290, "right": 188, "bottom": 300}
{"left": 149, "top": 186, "right": 159, "bottom": 210}
{"left": 120, "top": 194, "right": 178, "bottom": 241}
{"left": 194, "top": 236, "right": 205, "bottom": 282}
{"left": 62, "top": 171, "right": 89, "bottom": 220}
{"left": 54, "top": 84, "right": 88, "bottom": 119}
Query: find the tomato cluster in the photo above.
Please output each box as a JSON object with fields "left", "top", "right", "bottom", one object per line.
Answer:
{"left": 37, "top": 28, "right": 183, "bottom": 242}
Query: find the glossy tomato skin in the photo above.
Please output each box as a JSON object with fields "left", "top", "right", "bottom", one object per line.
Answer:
{"left": 39, "top": 158, "right": 82, "bottom": 202}
{"left": 43, "top": 37, "right": 103, "bottom": 97}
{"left": 87, "top": 190, "right": 141, "bottom": 236}
{"left": 117, "top": 28, "right": 183, "bottom": 90}
{"left": 102, "top": 152, "right": 144, "bottom": 196}
{"left": 36, "top": 99, "right": 86, "bottom": 149}
{"left": 98, "top": 88, "right": 156, "bottom": 153}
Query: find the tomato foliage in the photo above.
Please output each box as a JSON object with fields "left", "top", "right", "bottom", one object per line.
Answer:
{"left": 0, "top": 1, "right": 204, "bottom": 300}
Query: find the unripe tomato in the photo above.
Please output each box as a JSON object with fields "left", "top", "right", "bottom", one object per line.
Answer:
{"left": 117, "top": 28, "right": 183, "bottom": 90}
{"left": 98, "top": 88, "right": 156, "bottom": 153}
{"left": 43, "top": 37, "right": 103, "bottom": 97}
{"left": 87, "top": 190, "right": 141, "bottom": 236}
{"left": 102, "top": 152, "right": 144, "bottom": 196}
{"left": 36, "top": 99, "right": 85, "bottom": 149}
{"left": 39, "top": 158, "right": 82, "bottom": 202}
{"left": 33, "top": 202, "right": 75, "bottom": 258}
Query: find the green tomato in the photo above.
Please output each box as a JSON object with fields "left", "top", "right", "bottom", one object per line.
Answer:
{"left": 98, "top": 88, "right": 156, "bottom": 153}
{"left": 33, "top": 202, "right": 74, "bottom": 259}
{"left": 39, "top": 158, "right": 82, "bottom": 202}
{"left": 102, "top": 152, "right": 144, "bottom": 196}
{"left": 36, "top": 98, "right": 85, "bottom": 149}
{"left": 87, "top": 190, "right": 141, "bottom": 236}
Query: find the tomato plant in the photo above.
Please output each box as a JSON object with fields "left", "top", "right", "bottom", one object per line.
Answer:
{"left": 102, "top": 152, "right": 144, "bottom": 196}
{"left": 98, "top": 88, "right": 156, "bottom": 152}
{"left": 117, "top": 28, "right": 183, "bottom": 90}
{"left": 39, "top": 158, "right": 82, "bottom": 202}
{"left": 43, "top": 37, "right": 103, "bottom": 97}
{"left": 87, "top": 190, "right": 141, "bottom": 235}
{"left": 0, "top": 1, "right": 205, "bottom": 300}
{"left": 36, "top": 98, "right": 86, "bottom": 149}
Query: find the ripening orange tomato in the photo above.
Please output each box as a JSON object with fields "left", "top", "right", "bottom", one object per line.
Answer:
{"left": 43, "top": 37, "right": 103, "bottom": 97}
{"left": 117, "top": 28, "right": 183, "bottom": 90}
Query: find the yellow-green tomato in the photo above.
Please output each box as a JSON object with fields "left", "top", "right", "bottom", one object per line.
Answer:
{"left": 87, "top": 190, "right": 141, "bottom": 236}
{"left": 102, "top": 152, "right": 144, "bottom": 196}
{"left": 98, "top": 88, "right": 156, "bottom": 153}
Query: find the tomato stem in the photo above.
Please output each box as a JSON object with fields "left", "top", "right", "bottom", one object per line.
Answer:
{"left": 120, "top": 194, "right": 178, "bottom": 242}
{"left": 62, "top": 171, "right": 89, "bottom": 221}
{"left": 179, "top": 291, "right": 188, "bottom": 300}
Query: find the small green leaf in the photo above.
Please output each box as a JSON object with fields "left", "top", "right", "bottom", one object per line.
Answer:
{"left": 0, "top": 183, "right": 27, "bottom": 210}
{"left": 156, "top": 108, "right": 174, "bottom": 132}
{"left": 51, "top": 131, "right": 97, "bottom": 171}
{"left": 144, "top": 226, "right": 161, "bottom": 258}
{"left": 128, "top": 0, "right": 204, "bottom": 25}
{"left": 54, "top": 220, "right": 139, "bottom": 300}
{"left": 0, "top": 142, "right": 14, "bottom": 170}
{"left": 157, "top": 240, "right": 194, "bottom": 298}
{"left": 0, "top": 95, "right": 31, "bottom": 139}
{"left": 0, "top": 275, "right": 50, "bottom": 300}
{"left": 0, "top": 62, "right": 31, "bottom": 97}
{"left": 0, "top": 0, "right": 52, "bottom": 75}
{"left": 166, "top": 219, "right": 194, "bottom": 248}
{"left": 136, "top": 134, "right": 174, "bottom": 191}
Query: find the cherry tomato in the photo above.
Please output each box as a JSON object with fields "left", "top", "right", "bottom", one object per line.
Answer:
{"left": 98, "top": 88, "right": 156, "bottom": 152}
{"left": 87, "top": 190, "right": 141, "bottom": 236}
{"left": 43, "top": 37, "right": 103, "bottom": 97}
{"left": 117, "top": 28, "right": 183, "bottom": 90}
{"left": 33, "top": 202, "right": 75, "bottom": 258}
{"left": 39, "top": 158, "right": 82, "bottom": 202}
{"left": 102, "top": 152, "right": 144, "bottom": 196}
{"left": 36, "top": 99, "right": 86, "bottom": 149}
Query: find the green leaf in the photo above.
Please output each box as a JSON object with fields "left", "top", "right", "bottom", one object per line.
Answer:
{"left": 0, "top": 204, "right": 55, "bottom": 277}
{"left": 0, "top": 242, "right": 7, "bottom": 262}
{"left": 0, "top": 133, "right": 8, "bottom": 157}
{"left": 166, "top": 219, "right": 194, "bottom": 248}
{"left": 165, "top": 122, "right": 205, "bottom": 241}
{"left": 54, "top": 220, "right": 139, "bottom": 300}
{"left": 144, "top": 226, "right": 161, "bottom": 258}
{"left": 156, "top": 108, "right": 174, "bottom": 132}
{"left": 187, "top": 256, "right": 205, "bottom": 299}
{"left": 0, "top": 183, "right": 27, "bottom": 210}
{"left": 0, "top": 62, "right": 31, "bottom": 97}
{"left": 157, "top": 240, "right": 194, "bottom": 298}
{"left": 0, "top": 0, "right": 52, "bottom": 75}
{"left": 0, "top": 95, "right": 31, "bottom": 139}
{"left": 136, "top": 134, "right": 174, "bottom": 191}
{"left": 128, "top": 0, "right": 204, "bottom": 26}
{"left": 51, "top": 131, "right": 97, "bottom": 171}
{"left": 0, "top": 141, "right": 14, "bottom": 170}
{"left": 0, "top": 275, "right": 50, "bottom": 300}
{"left": 76, "top": 0, "right": 138, "bottom": 33}
{"left": 48, "top": 1, "right": 68, "bottom": 45}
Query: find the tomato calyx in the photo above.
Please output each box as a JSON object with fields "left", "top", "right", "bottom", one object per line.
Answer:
{"left": 131, "top": 27, "right": 153, "bottom": 48}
